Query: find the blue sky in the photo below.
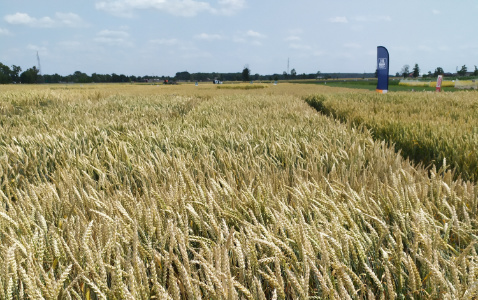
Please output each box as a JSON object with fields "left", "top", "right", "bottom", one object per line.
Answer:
{"left": 1, "top": 0, "right": 477, "bottom": 76}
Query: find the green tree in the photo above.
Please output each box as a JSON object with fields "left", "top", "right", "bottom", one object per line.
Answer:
{"left": 457, "top": 65, "right": 467, "bottom": 76}
{"left": 10, "top": 65, "right": 22, "bottom": 83}
{"left": 412, "top": 63, "right": 420, "bottom": 78}
{"left": 474, "top": 65, "right": 478, "bottom": 76}
{"left": 290, "top": 68, "right": 297, "bottom": 78}
{"left": 72, "top": 71, "right": 92, "bottom": 83}
{"left": 175, "top": 71, "right": 191, "bottom": 81}
{"left": 20, "top": 66, "right": 39, "bottom": 83}
{"left": 43, "top": 73, "right": 62, "bottom": 83}
{"left": 111, "top": 73, "right": 120, "bottom": 82}
{"left": 434, "top": 67, "right": 444, "bottom": 77}
{"left": 0, "top": 63, "right": 12, "bottom": 83}
{"left": 91, "top": 73, "right": 101, "bottom": 83}
{"left": 242, "top": 65, "right": 250, "bottom": 82}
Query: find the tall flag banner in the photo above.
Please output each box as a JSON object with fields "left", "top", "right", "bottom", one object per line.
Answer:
{"left": 436, "top": 75, "right": 443, "bottom": 92}
{"left": 376, "top": 46, "right": 389, "bottom": 93}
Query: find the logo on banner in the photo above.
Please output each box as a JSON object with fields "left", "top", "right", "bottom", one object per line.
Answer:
{"left": 378, "top": 58, "right": 387, "bottom": 70}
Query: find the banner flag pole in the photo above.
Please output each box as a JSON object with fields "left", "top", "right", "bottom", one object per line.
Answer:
{"left": 376, "top": 46, "right": 389, "bottom": 93}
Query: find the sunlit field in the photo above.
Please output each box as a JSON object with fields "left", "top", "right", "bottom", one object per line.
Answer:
{"left": 305, "top": 90, "right": 478, "bottom": 181}
{"left": 1, "top": 83, "right": 477, "bottom": 299}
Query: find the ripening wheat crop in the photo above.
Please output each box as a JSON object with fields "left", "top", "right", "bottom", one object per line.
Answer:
{"left": 0, "top": 83, "right": 477, "bottom": 299}
{"left": 306, "top": 91, "right": 478, "bottom": 181}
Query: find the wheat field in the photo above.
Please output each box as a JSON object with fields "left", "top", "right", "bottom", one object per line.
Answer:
{"left": 0, "top": 83, "right": 477, "bottom": 299}
{"left": 305, "top": 91, "right": 478, "bottom": 181}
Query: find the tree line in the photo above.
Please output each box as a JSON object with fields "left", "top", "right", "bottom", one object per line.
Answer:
{"left": 0, "top": 62, "right": 175, "bottom": 84}
{"left": 397, "top": 64, "right": 478, "bottom": 79}
{"left": 0, "top": 61, "right": 329, "bottom": 84}
{"left": 1, "top": 60, "right": 380, "bottom": 85}
{"left": 0, "top": 63, "right": 34, "bottom": 84}
{"left": 0, "top": 63, "right": 153, "bottom": 84}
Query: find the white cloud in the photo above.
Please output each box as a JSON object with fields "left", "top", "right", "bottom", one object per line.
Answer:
{"left": 5, "top": 12, "right": 34, "bottom": 24}
{"left": 95, "top": 30, "right": 132, "bottom": 46}
{"left": 195, "top": 33, "right": 223, "bottom": 41}
{"left": 0, "top": 28, "right": 11, "bottom": 35}
{"left": 233, "top": 30, "right": 266, "bottom": 45}
{"left": 245, "top": 30, "right": 265, "bottom": 38}
{"left": 216, "top": 0, "right": 245, "bottom": 15}
{"left": 95, "top": 0, "right": 245, "bottom": 17}
{"left": 432, "top": 9, "right": 440, "bottom": 15}
{"left": 4, "top": 12, "right": 86, "bottom": 28}
{"left": 329, "top": 16, "right": 348, "bottom": 23}
{"left": 5, "top": 13, "right": 54, "bottom": 27}
{"left": 55, "top": 12, "right": 87, "bottom": 27}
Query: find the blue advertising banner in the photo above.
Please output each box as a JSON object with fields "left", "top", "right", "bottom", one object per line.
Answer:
{"left": 376, "top": 46, "right": 389, "bottom": 93}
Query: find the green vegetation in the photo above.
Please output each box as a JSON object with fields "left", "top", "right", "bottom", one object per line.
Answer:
{"left": 293, "top": 79, "right": 440, "bottom": 91}
{"left": 305, "top": 91, "right": 478, "bottom": 181}
{"left": 0, "top": 84, "right": 477, "bottom": 299}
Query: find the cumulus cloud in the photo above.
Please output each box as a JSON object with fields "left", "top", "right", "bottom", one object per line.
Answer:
{"left": 5, "top": 13, "right": 54, "bottom": 27}
{"left": 245, "top": 30, "right": 265, "bottom": 38}
{"left": 4, "top": 12, "right": 87, "bottom": 28}
{"left": 329, "top": 16, "right": 348, "bottom": 23}
{"left": 233, "top": 29, "right": 265, "bottom": 45}
{"left": 56, "top": 12, "right": 87, "bottom": 27}
{"left": 195, "top": 33, "right": 223, "bottom": 41}
{"left": 95, "top": 0, "right": 245, "bottom": 17}
{"left": 216, "top": 0, "right": 245, "bottom": 15}
{"left": 95, "top": 29, "right": 132, "bottom": 46}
